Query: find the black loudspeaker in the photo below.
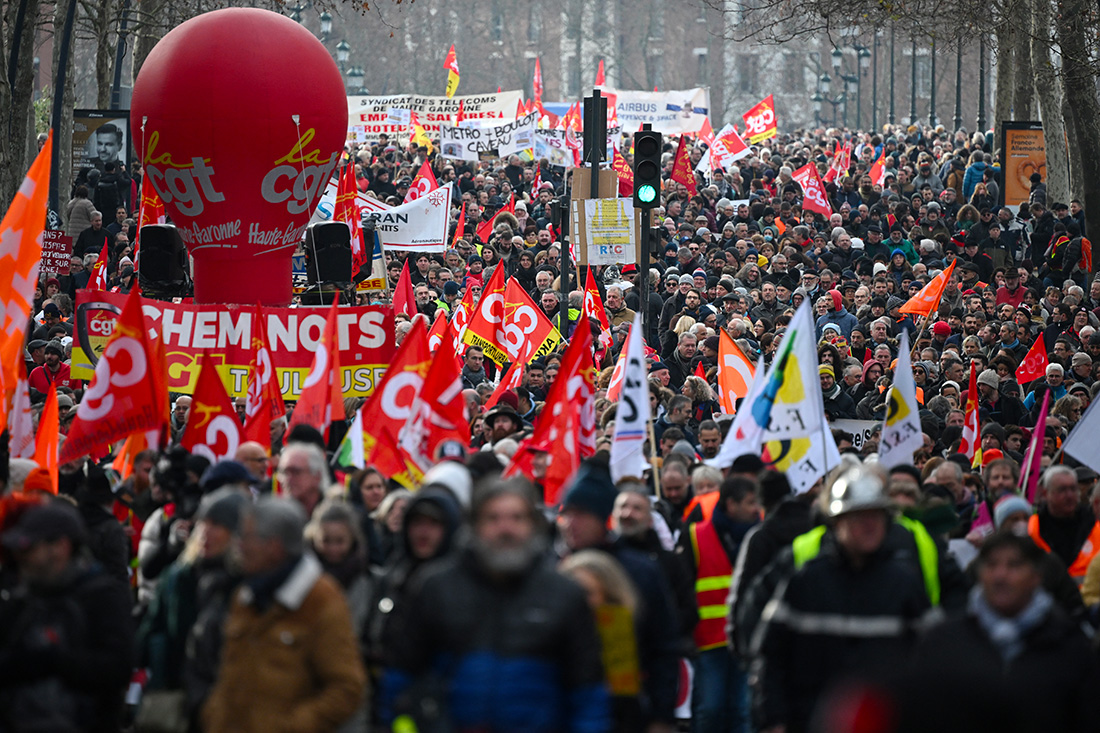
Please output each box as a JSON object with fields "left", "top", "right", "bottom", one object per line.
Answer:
{"left": 304, "top": 221, "right": 353, "bottom": 285}
{"left": 137, "top": 224, "right": 191, "bottom": 298}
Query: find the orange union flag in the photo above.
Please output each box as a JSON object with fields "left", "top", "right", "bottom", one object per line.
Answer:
{"left": 899, "top": 259, "right": 957, "bottom": 319}
{"left": 742, "top": 94, "right": 777, "bottom": 144}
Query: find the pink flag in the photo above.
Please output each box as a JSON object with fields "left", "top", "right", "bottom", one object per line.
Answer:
{"left": 1020, "top": 389, "right": 1051, "bottom": 503}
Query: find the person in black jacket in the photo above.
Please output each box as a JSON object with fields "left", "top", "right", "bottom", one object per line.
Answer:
{"left": 380, "top": 477, "right": 609, "bottom": 732}
{"left": 912, "top": 532, "right": 1100, "bottom": 733}
{"left": 750, "top": 465, "right": 936, "bottom": 733}
{"left": 727, "top": 472, "right": 814, "bottom": 657}
{"left": 0, "top": 500, "right": 134, "bottom": 733}
{"left": 612, "top": 485, "right": 698, "bottom": 646}
{"left": 819, "top": 364, "right": 857, "bottom": 420}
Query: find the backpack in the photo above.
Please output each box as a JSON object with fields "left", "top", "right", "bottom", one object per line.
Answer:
{"left": 94, "top": 174, "right": 120, "bottom": 214}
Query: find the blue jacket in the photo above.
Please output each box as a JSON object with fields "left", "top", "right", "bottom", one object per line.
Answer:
{"left": 380, "top": 549, "right": 609, "bottom": 733}
{"left": 962, "top": 162, "right": 989, "bottom": 201}
{"left": 816, "top": 306, "right": 860, "bottom": 340}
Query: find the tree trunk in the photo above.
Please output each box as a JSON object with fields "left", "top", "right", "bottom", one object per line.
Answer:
{"left": 993, "top": 23, "right": 1015, "bottom": 147}
{"left": 93, "top": 0, "right": 115, "bottom": 108}
{"left": 1063, "top": 99, "right": 1084, "bottom": 198}
{"left": 130, "top": 0, "right": 164, "bottom": 82}
{"left": 0, "top": 0, "right": 42, "bottom": 209}
{"left": 1056, "top": 0, "right": 1100, "bottom": 270}
{"left": 52, "top": 0, "right": 77, "bottom": 222}
{"left": 1031, "top": 0, "right": 1069, "bottom": 204}
{"left": 1012, "top": 4, "right": 1034, "bottom": 120}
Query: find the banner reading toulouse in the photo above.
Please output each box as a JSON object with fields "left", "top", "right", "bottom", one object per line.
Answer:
{"left": 440, "top": 112, "right": 538, "bottom": 161}
{"left": 71, "top": 291, "right": 396, "bottom": 398}
{"left": 347, "top": 91, "right": 523, "bottom": 137}
{"left": 602, "top": 87, "right": 710, "bottom": 134}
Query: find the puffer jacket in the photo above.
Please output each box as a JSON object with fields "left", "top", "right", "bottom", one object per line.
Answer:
{"left": 380, "top": 548, "right": 610, "bottom": 733}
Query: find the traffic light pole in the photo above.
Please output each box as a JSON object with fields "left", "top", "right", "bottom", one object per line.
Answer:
{"left": 639, "top": 206, "right": 651, "bottom": 341}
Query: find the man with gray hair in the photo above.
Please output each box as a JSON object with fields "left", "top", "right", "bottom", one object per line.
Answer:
{"left": 203, "top": 497, "right": 366, "bottom": 732}
{"left": 1028, "top": 466, "right": 1100, "bottom": 579}
{"left": 276, "top": 443, "right": 330, "bottom": 518}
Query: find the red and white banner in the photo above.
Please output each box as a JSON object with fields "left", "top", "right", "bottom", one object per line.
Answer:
{"left": 403, "top": 160, "right": 440, "bottom": 203}
{"left": 791, "top": 162, "right": 832, "bottom": 218}
{"left": 71, "top": 290, "right": 395, "bottom": 398}
{"left": 347, "top": 91, "right": 523, "bottom": 137}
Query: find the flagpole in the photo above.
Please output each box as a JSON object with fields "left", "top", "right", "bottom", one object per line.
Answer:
{"left": 648, "top": 414, "right": 662, "bottom": 500}
{"left": 909, "top": 315, "right": 930, "bottom": 360}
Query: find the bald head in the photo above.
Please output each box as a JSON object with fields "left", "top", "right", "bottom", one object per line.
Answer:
{"left": 235, "top": 441, "right": 269, "bottom": 480}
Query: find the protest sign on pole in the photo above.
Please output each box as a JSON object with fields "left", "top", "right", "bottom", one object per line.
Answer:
{"left": 439, "top": 112, "right": 538, "bottom": 161}
{"left": 575, "top": 198, "right": 637, "bottom": 266}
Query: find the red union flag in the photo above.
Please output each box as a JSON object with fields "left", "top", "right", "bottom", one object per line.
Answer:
{"left": 60, "top": 288, "right": 166, "bottom": 464}
{"left": 868, "top": 148, "right": 887, "bottom": 186}
{"left": 742, "top": 95, "right": 777, "bottom": 144}
{"left": 403, "top": 160, "right": 439, "bottom": 204}
{"left": 181, "top": 352, "right": 245, "bottom": 463}
{"left": 444, "top": 43, "right": 460, "bottom": 98}
{"left": 670, "top": 136, "right": 698, "bottom": 196}
{"left": 1016, "top": 335, "right": 1049, "bottom": 384}
{"left": 243, "top": 303, "right": 286, "bottom": 449}
{"left": 791, "top": 162, "right": 832, "bottom": 218}
{"left": 611, "top": 147, "right": 633, "bottom": 197}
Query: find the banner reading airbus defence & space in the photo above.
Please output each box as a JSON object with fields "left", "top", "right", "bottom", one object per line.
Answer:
{"left": 440, "top": 112, "right": 538, "bottom": 161}
{"left": 72, "top": 291, "right": 395, "bottom": 398}
{"left": 601, "top": 87, "right": 710, "bottom": 134}
{"left": 348, "top": 91, "right": 523, "bottom": 137}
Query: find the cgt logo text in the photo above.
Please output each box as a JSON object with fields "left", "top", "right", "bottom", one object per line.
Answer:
{"left": 262, "top": 129, "right": 340, "bottom": 216}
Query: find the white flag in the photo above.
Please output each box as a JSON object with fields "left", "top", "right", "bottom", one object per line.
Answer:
{"left": 877, "top": 330, "right": 924, "bottom": 469}
{"left": 707, "top": 355, "right": 766, "bottom": 469}
{"left": 7, "top": 375, "right": 35, "bottom": 459}
{"left": 709, "top": 302, "right": 841, "bottom": 493}
{"left": 610, "top": 313, "right": 651, "bottom": 483}
{"left": 1064, "top": 397, "right": 1100, "bottom": 474}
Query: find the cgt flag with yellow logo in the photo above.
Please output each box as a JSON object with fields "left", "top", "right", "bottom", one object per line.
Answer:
{"left": 878, "top": 330, "right": 923, "bottom": 469}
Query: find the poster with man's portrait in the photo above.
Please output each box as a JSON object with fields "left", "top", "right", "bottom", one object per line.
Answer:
{"left": 72, "top": 110, "right": 131, "bottom": 179}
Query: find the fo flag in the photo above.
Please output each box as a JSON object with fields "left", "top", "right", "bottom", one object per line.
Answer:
{"left": 60, "top": 289, "right": 167, "bottom": 464}
{"left": 958, "top": 362, "right": 982, "bottom": 468}
{"left": 791, "top": 163, "right": 832, "bottom": 218}
{"left": 182, "top": 352, "right": 245, "bottom": 464}
{"left": 878, "top": 331, "right": 923, "bottom": 469}
{"left": 444, "top": 44, "right": 460, "bottom": 98}
{"left": 742, "top": 95, "right": 777, "bottom": 144}
{"left": 609, "top": 313, "right": 651, "bottom": 483}
{"left": 670, "top": 136, "right": 698, "bottom": 196}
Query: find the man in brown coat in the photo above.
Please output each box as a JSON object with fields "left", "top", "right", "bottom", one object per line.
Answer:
{"left": 203, "top": 497, "right": 365, "bottom": 733}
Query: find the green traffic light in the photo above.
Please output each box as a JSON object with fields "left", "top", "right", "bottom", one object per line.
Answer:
{"left": 637, "top": 184, "right": 657, "bottom": 203}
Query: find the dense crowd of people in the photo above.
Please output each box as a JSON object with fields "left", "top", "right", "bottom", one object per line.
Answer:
{"left": 6, "top": 118, "right": 1100, "bottom": 732}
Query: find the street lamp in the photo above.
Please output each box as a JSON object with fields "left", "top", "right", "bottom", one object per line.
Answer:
{"left": 858, "top": 46, "right": 871, "bottom": 69}
{"left": 289, "top": 9, "right": 301, "bottom": 23}
{"left": 831, "top": 48, "right": 843, "bottom": 71}
{"left": 346, "top": 66, "right": 365, "bottom": 94}
{"left": 336, "top": 40, "right": 350, "bottom": 66}
{"left": 812, "top": 92, "right": 824, "bottom": 127}
{"left": 842, "top": 74, "right": 857, "bottom": 127}
{"left": 319, "top": 11, "right": 332, "bottom": 38}
{"left": 820, "top": 72, "right": 831, "bottom": 94}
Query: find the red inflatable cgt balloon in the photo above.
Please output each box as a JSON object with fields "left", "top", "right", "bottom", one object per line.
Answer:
{"left": 131, "top": 8, "right": 348, "bottom": 305}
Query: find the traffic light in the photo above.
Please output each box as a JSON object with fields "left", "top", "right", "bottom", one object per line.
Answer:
{"left": 633, "top": 129, "right": 662, "bottom": 208}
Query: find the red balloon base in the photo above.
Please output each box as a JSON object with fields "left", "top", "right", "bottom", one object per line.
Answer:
{"left": 193, "top": 254, "right": 292, "bottom": 307}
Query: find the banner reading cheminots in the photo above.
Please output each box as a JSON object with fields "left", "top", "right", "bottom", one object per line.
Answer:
{"left": 70, "top": 291, "right": 395, "bottom": 398}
